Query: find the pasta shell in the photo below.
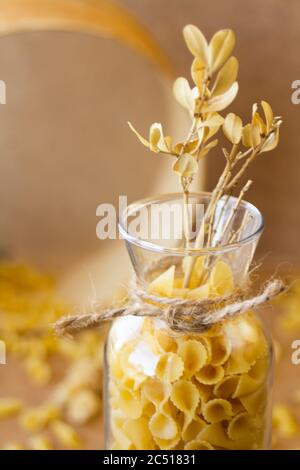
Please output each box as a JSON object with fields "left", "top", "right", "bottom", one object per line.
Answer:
{"left": 184, "top": 439, "right": 214, "bottom": 450}
{"left": 149, "top": 266, "right": 175, "bottom": 297}
{"left": 156, "top": 352, "right": 184, "bottom": 383}
{"left": 124, "top": 417, "right": 156, "bottom": 450}
{"left": 182, "top": 414, "right": 207, "bottom": 441}
{"left": 213, "top": 376, "right": 239, "bottom": 399}
{"left": 149, "top": 412, "right": 178, "bottom": 440}
{"left": 195, "top": 364, "right": 224, "bottom": 385}
{"left": 227, "top": 412, "right": 255, "bottom": 440}
{"left": 143, "top": 378, "right": 171, "bottom": 407}
{"left": 171, "top": 380, "right": 200, "bottom": 413}
{"left": 119, "top": 387, "right": 142, "bottom": 419}
{"left": 178, "top": 339, "right": 208, "bottom": 377}
{"left": 209, "top": 261, "right": 234, "bottom": 296}
{"left": 209, "top": 335, "right": 232, "bottom": 366}
{"left": 202, "top": 398, "right": 233, "bottom": 423}
{"left": 200, "top": 422, "right": 254, "bottom": 450}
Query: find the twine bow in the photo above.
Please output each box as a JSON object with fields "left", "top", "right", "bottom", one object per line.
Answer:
{"left": 54, "top": 278, "right": 285, "bottom": 337}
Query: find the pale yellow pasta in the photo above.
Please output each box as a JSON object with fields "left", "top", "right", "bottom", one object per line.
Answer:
{"left": 273, "top": 405, "right": 300, "bottom": 438}
{"left": 149, "top": 265, "right": 175, "bottom": 297}
{"left": 143, "top": 378, "right": 171, "bottom": 407}
{"left": 111, "top": 341, "right": 143, "bottom": 385}
{"left": 202, "top": 399, "right": 233, "bottom": 423}
{"left": 111, "top": 414, "right": 133, "bottom": 450}
{"left": 0, "top": 398, "right": 23, "bottom": 419}
{"left": 156, "top": 352, "right": 184, "bottom": 383}
{"left": 178, "top": 339, "right": 208, "bottom": 377}
{"left": 230, "top": 398, "right": 245, "bottom": 415}
{"left": 119, "top": 387, "right": 142, "bottom": 419}
{"left": 248, "top": 355, "right": 269, "bottom": 382}
{"left": 154, "top": 329, "right": 178, "bottom": 353}
{"left": 184, "top": 439, "right": 214, "bottom": 450}
{"left": 227, "top": 412, "right": 255, "bottom": 440}
{"left": 110, "top": 356, "right": 124, "bottom": 381}
{"left": 140, "top": 393, "right": 156, "bottom": 418}
{"left": 223, "top": 313, "right": 268, "bottom": 375}
{"left": 209, "top": 261, "right": 234, "bottom": 296}
{"left": 172, "top": 287, "right": 190, "bottom": 299}
{"left": 195, "top": 365, "right": 224, "bottom": 385}
{"left": 153, "top": 432, "right": 181, "bottom": 450}
{"left": 111, "top": 441, "right": 135, "bottom": 450}
{"left": 186, "top": 283, "right": 210, "bottom": 300}
{"left": 233, "top": 373, "right": 261, "bottom": 398}
{"left": 225, "top": 354, "right": 254, "bottom": 375}
{"left": 149, "top": 411, "right": 178, "bottom": 440}
{"left": 200, "top": 422, "right": 255, "bottom": 450}
{"left": 108, "top": 262, "right": 271, "bottom": 450}
{"left": 141, "top": 317, "right": 156, "bottom": 336}
{"left": 170, "top": 380, "right": 200, "bottom": 414}
{"left": 51, "top": 420, "right": 81, "bottom": 449}
{"left": 209, "top": 335, "right": 231, "bottom": 366}
{"left": 182, "top": 414, "right": 206, "bottom": 441}
{"left": 177, "top": 335, "right": 211, "bottom": 361}
{"left": 182, "top": 256, "right": 205, "bottom": 289}
{"left": 28, "top": 435, "right": 53, "bottom": 451}
{"left": 195, "top": 382, "right": 213, "bottom": 404}
{"left": 239, "top": 386, "right": 267, "bottom": 416}
{"left": 213, "top": 376, "right": 239, "bottom": 399}
{"left": 124, "top": 417, "right": 156, "bottom": 450}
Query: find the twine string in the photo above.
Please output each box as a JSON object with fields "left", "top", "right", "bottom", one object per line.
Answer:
{"left": 54, "top": 278, "right": 285, "bottom": 336}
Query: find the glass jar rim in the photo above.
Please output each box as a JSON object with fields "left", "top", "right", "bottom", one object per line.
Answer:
{"left": 118, "top": 191, "right": 264, "bottom": 256}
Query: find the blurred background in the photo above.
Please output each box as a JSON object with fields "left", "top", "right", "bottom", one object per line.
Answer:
{"left": 0, "top": 0, "right": 299, "bottom": 450}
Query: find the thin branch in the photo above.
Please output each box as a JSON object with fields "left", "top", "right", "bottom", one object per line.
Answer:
{"left": 215, "top": 180, "right": 253, "bottom": 246}
{"left": 228, "top": 212, "right": 252, "bottom": 244}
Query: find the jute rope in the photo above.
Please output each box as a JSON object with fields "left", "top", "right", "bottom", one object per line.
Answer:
{"left": 54, "top": 278, "right": 285, "bottom": 337}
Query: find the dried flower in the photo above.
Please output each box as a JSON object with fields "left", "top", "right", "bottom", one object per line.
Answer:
{"left": 129, "top": 23, "right": 282, "bottom": 287}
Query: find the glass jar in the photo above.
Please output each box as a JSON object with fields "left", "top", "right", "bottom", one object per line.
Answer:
{"left": 104, "top": 193, "right": 273, "bottom": 450}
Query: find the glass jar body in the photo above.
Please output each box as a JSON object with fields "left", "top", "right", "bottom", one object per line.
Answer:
{"left": 104, "top": 310, "right": 273, "bottom": 450}
{"left": 104, "top": 192, "right": 271, "bottom": 450}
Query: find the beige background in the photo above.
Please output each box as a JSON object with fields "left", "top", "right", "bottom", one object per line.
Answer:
{"left": 0, "top": 29, "right": 191, "bottom": 303}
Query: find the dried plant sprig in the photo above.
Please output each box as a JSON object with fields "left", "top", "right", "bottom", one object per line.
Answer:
{"left": 128, "top": 24, "right": 282, "bottom": 288}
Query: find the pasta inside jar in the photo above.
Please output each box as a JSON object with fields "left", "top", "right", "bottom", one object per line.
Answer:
{"left": 105, "top": 260, "right": 273, "bottom": 450}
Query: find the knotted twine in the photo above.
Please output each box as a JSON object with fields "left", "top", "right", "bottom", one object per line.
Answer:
{"left": 54, "top": 277, "right": 285, "bottom": 337}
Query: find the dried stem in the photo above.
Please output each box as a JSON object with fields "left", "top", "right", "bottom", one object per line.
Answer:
{"left": 183, "top": 159, "right": 232, "bottom": 287}
{"left": 211, "top": 191, "right": 232, "bottom": 245}
{"left": 226, "top": 150, "right": 257, "bottom": 190}
{"left": 182, "top": 185, "right": 191, "bottom": 249}
{"left": 214, "top": 180, "right": 253, "bottom": 246}
{"left": 228, "top": 212, "right": 252, "bottom": 244}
